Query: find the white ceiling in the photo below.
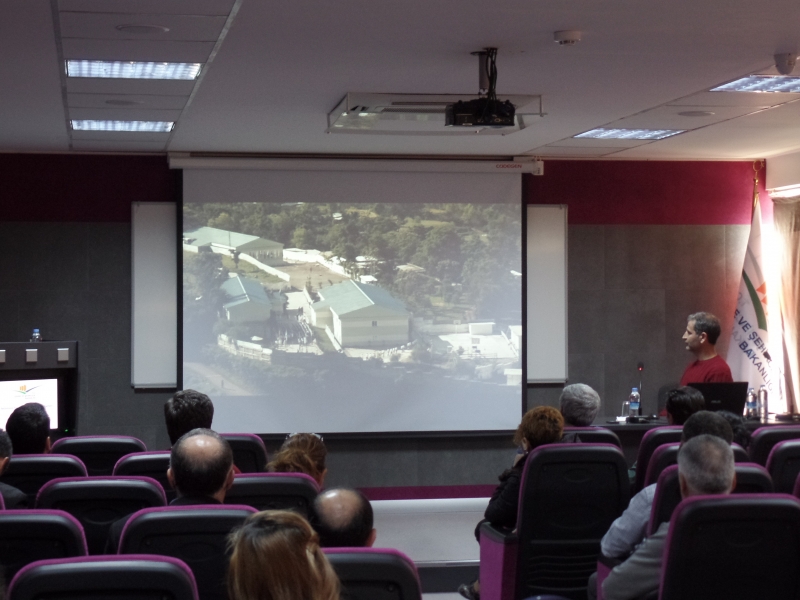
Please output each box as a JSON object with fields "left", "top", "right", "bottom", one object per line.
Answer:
{"left": 4, "top": 0, "right": 800, "bottom": 159}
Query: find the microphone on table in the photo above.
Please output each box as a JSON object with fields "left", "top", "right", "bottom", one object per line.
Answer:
{"left": 637, "top": 362, "right": 644, "bottom": 416}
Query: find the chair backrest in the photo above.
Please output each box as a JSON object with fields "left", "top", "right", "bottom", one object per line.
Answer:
{"left": 7, "top": 555, "right": 199, "bottom": 600}
{"left": 324, "top": 548, "right": 422, "bottom": 600}
{"left": 113, "top": 451, "right": 174, "bottom": 501}
{"left": 633, "top": 426, "right": 683, "bottom": 493}
{"left": 562, "top": 427, "right": 621, "bottom": 448}
{"left": 647, "top": 463, "right": 774, "bottom": 536}
{"left": 749, "top": 425, "right": 800, "bottom": 465}
{"left": 766, "top": 439, "right": 800, "bottom": 494}
{"left": 219, "top": 434, "right": 268, "bottom": 473}
{"left": 119, "top": 505, "right": 256, "bottom": 600}
{"left": 643, "top": 441, "right": 752, "bottom": 489}
{"left": 659, "top": 494, "right": 800, "bottom": 600}
{"left": 516, "top": 443, "right": 630, "bottom": 600}
{"left": 2, "top": 454, "right": 87, "bottom": 506}
{"left": 51, "top": 436, "right": 147, "bottom": 476}
{"left": 224, "top": 472, "right": 319, "bottom": 517}
{"left": 35, "top": 476, "right": 166, "bottom": 555}
{"left": 0, "top": 510, "right": 88, "bottom": 581}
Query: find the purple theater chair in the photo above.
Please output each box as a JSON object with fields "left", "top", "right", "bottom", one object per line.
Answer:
{"left": 562, "top": 427, "right": 621, "bottom": 448}
{"left": 219, "top": 433, "right": 268, "bottom": 473}
{"left": 643, "top": 443, "right": 751, "bottom": 489}
{"left": 2, "top": 454, "right": 87, "bottom": 506}
{"left": 766, "top": 438, "right": 800, "bottom": 494}
{"left": 632, "top": 426, "right": 683, "bottom": 494}
{"left": 224, "top": 472, "right": 319, "bottom": 517}
{"left": 0, "top": 510, "right": 87, "bottom": 581}
{"left": 51, "top": 436, "right": 147, "bottom": 476}
{"left": 113, "top": 451, "right": 174, "bottom": 501}
{"left": 658, "top": 494, "right": 800, "bottom": 600}
{"left": 324, "top": 547, "right": 422, "bottom": 600}
{"left": 479, "top": 443, "right": 629, "bottom": 600}
{"left": 7, "top": 555, "right": 198, "bottom": 600}
{"left": 749, "top": 425, "right": 800, "bottom": 465}
{"left": 35, "top": 476, "right": 166, "bottom": 555}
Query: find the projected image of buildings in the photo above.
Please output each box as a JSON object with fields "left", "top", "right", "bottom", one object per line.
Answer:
{"left": 181, "top": 202, "right": 522, "bottom": 430}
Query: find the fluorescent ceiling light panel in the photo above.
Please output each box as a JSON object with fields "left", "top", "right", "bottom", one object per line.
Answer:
{"left": 711, "top": 75, "right": 800, "bottom": 93}
{"left": 574, "top": 128, "right": 684, "bottom": 140}
{"left": 71, "top": 120, "right": 174, "bottom": 132}
{"left": 66, "top": 60, "right": 201, "bottom": 80}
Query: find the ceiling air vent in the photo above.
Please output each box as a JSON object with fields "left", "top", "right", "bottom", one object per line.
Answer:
{"left": 327, "top": 93, "right": 543, "bottom": 136}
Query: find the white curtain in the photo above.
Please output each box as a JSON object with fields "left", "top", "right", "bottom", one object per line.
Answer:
{"left": 774, "top": 197, "right": 800, "bottom": 412}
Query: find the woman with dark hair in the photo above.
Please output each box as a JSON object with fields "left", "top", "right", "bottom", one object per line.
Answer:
{"left": 228, "top": 510, "right": 340, "bottom": 600}
{"left": 717, "top": 410, "right": 753, "bottom": 450}
{"left": 459, "top": 406, "right": 565, "bottom": 600}
{"left": 267, "top": 433, "right": 327, "bottom": 487}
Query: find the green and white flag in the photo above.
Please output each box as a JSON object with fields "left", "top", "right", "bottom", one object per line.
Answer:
{"left": 730, "top": 196, "right": 775, "bottom": 393}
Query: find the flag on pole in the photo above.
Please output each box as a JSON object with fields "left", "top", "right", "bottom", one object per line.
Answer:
{"left": 729, "top": 187, "right": 775, "bottom": 394}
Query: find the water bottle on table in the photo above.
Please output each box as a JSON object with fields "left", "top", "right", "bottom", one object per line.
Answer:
{"left": 758, "top": 385, "right": 769, "bottom": 423}
{"left": 628, "top": 388, "right": 641, "bottom": 422}
{"left": 745, "top": 387, "right": 757, "bottom": 419}
{"left": 30, "top": 328, "right": 42, "bottom": 342}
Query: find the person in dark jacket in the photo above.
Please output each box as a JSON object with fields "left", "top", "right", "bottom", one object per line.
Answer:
{"left": 458, "top": 406, "right": 565, "bottom": 600}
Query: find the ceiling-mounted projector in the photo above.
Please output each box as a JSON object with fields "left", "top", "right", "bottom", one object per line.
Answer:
{"left": 446, "top": 48, "right": 516, "bottom": 128}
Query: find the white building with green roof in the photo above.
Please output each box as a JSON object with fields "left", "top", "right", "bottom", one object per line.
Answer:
{"left": 310, "top": 280, "right": 409, "bottom": 348}
{"left": 184, "top": 226, "right": 284, "bottom": 265}
{"left": 221, "top": 275, "right": 284, "bottom": 323}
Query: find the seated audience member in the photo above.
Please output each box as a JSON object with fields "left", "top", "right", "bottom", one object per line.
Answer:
{"left": 601, "top": 435, "right": 736, "bottom": 600}
{"left": 106, "top": 428, "right": 234, "bottom": 553}
{"left": 267, "top": 433, "right": 327, "bottom": 487}
{"left": 717, "top": 410, "right": 752, "bottom": 450}
{"left": 227, "top": 510, "right": 340, "bottom": 600}
{"left": 313, "top": 488, "right": 376, "bottom": 548}
{"left": 560, "top": 383, "right": 601, "bottom": 442}
{"left": 599, "top": 411, "right": 733, "bottom": 561}
{"left": 0, "top": 429, "right": 28, "bottom": 508}
{"left": 6, "top": 402, "right": 51, "bottom": 454}
{"left": 665, "top": 386, "right": 706, "bottom": 425}
{"left": 164, "top": 389, "right": 214, "bottom": 445}
{"left": 459, "top": 406, "right": 564, "bottom": 600}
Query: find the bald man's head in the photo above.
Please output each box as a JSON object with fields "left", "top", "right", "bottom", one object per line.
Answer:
{"left": 169, "top": 429, "right": 233, "bottom": 500}
{"left": 313, "top": 488, "right": 375, "bottom": 547}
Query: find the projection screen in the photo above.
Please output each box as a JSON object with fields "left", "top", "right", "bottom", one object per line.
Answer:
{"left": 181, "top": 163, "right": 523, "bottom": 433}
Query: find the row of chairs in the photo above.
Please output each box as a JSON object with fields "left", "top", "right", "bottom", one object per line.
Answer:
{"left": 0, "top": 472, "right": 320, "bottom": 554}
{"left": 5, "top": 550, "right": 422, "bottom": 600}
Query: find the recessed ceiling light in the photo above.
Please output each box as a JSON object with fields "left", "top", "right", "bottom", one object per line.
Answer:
{"left": 71, "top": 120, "right": 174, "bottom": 132}
{"left": 711, "top": 75, "right": 800, "bottom": 93}
{"left": 115, "top": 24, "right": 170, "bottom": 34}
{"left": 678, "top": 110, "right": 715, "bottom": 117}
{"left": 574, "top": 128, "right": 685, "bottom": 140}
{"left": 104, "top": 99, "right": 145, "bottom": 106}
{"left": 66, "top": 60, "right": 201, "bottom": 80}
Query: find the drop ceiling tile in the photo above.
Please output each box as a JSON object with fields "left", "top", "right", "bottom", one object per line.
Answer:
{"left": 530, "top": 146, "right": 628, "bottom": 157}
{"left": 668, "top": 91, "right": 796, "bottom": 108}
{"left": 66, "top": 78, "right": 196, "bottom": 96}
{"left": 58, "top": 0, "right": 236, "bottom": 16}
{"left": 67, "top": 93, "right": 188, "bottom": 110}
{"left": 69, "top": 107, "right": 182, "bottom": 121}
{"left": 71, "top": 140, "right": 167, "bottom": 152}
{"left": 70, "top": 131, "right": 171, "bottom": 142}
{"left": 62, "top": 38, "right": 215, "bottom": 63}
{"left": 607, "top": 104, "right": 766, "bottom": 130}
{"left": 547, "top": 138, "right": 651, "bottom": 148}
{"left": 59, "top": 13, "right": 227, "bottom": 42}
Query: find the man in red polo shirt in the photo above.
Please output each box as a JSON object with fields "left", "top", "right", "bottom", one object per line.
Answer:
{"left": 679, "top": 312, "right": 733, "bottom": 386}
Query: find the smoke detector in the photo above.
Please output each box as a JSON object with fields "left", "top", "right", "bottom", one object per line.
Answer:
{"left": 554, "top": 30, "right": 582, "bottom": 46}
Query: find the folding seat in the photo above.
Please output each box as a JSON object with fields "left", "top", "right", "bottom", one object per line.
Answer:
{"left": 35, "top": 476, "right": 166, "bottom": 554}
{"left": 632, "top": 426, "right": 683, "bottom": 494}
{"left": 324, "top": 547, "right": 422, "bottom": 600}
{"left": 647, "top": 463, "right": 773, "bottom": 537}
{"left": 113, "top": 451, "right": 174, "bottom": 501}
{"left": 51, "top": 436, "right": 147, "bottom": 476}
{"left": 0, "top": 510, "right": 87, "bottom": 581}
{"left": 643, "top": 443, "right": 750, "bottom": 488}
{"left": 2, "top": 455, "right": 87, "bottom": 506}
{"left": 223, "top": 472, "right": 319, "bottom": 517}
{"left": 7, "top": 555, "right": 198, "bottom": 600}
{"left": 766, "top": 439, "right": 800, "bottom": 493}
{"left": 118, "top": 505, "right": 256, "bottom": 600}
{"left": 749, "top": 425, "right": 800, "bottom": 465}
{"left": 658, "top": 494, "right": 800, "bottom": 600}
{"left": 562, "top": 427, "right": 621, "bottom": 448}
{"left": 479, "top": 443, "right": 629, "bottom": 600}
{"left": 219, "top": 433, "right": 268, "bottom": 473}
